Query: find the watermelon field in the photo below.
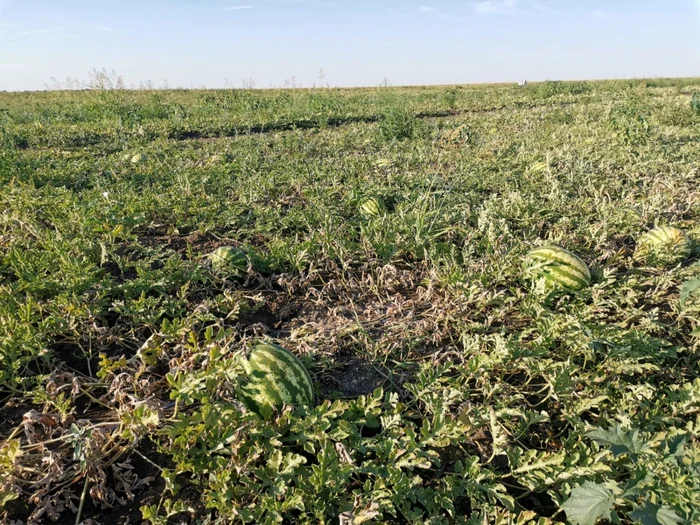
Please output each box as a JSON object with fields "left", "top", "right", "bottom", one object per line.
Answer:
{"left": 1, "top": 78, "right": 700, "bottom": 524}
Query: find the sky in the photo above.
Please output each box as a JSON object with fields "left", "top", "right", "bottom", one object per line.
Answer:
{"left": 1, "top": 0, "right": 699, "bottom": 91}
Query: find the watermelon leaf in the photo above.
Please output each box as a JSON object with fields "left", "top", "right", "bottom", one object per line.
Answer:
{"left": 659, "top": 435, "right": 687, "bottom": 457}
{"left": 587, "top": 425, "right": 650, "bottom": 457}
{"left": 630, "top": 502, "right": 683, "bottom": 525}
{"left": 561, "top": 482, "right": 615, "bottom": 525}
{"left": 679, "top": 278, "right": 700, "bottom": 307}
{"left": 0, "top": 489, "right": 18, "bottom": 508}
{"left": 656, "top": 506, "right": 684, "bottom": 525}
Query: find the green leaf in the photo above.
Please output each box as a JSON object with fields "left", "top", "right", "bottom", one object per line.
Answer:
{"left": 680, "top": 279, "right": 700, "bottom": 307}
{"left": 561, "top": 482, "right": 615, "bottom": 525}
{"left": 622, "top": 469, "right": 651, "bottom": 498}
{"left": 691, "top": 327, "right": 700, "bottom": 338}
{"left": 656, "top": 507, "right": 684, "bottom": 525}
{"left": 587, "top": 425, "right": 649, "bottom": 457}
{"left": 660, "top": 435, "right": 686, "bottom": 458}
{"left": 630, "top": 502, "right": 683, "bottom": 525}
{"left": 0, "top": 489, "right": 19, "bottom": 508}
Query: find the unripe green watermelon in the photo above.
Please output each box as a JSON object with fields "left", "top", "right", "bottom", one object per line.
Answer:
{"left": 524, "top": 245, "right": 591, "bottom": 292}
{"left": 241, "top": 343, "right": 315, "bottom": 417}
{"left": 209, "top": 246, "right": 248, "bottom": 274}
{"left": 130, "top": 153, "right": 147, "bottom": 164}
{"left": 360, "top": 197, "right": 385, "bottom": 219}
{"left": 634, "top": 226, "right": 691, "bottom": 267}
{"left": 691, "top": 92, "right": 700, "bottom": 114}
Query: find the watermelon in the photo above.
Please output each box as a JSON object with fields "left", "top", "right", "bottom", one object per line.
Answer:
{"left": 130, "top": 153, "right": 147, "bottom": 164}
{"left": 691, "top": 92, "right": 700, "bottom": 114}
{"left": 634, "top": 226, "right": 691, "bottom": 267}
{"left": 209, "top": 246, "right": 248, "bottom": 274}
{"left": 524, "top": 245, "right": 591, "bottom": 292}
{"left": 241, "top": 343, "right": 315, "bottom": 417}
{"left": 360, "top": 197, "right": 385, "bottom": 219}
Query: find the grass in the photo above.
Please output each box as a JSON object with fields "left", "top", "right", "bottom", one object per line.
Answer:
{"left": 1, "top": 78, "right": 700, "bottom": 524}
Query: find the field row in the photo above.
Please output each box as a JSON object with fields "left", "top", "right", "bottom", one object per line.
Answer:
{"left": 1, "top": 79, "right": 699, "bottom": 524}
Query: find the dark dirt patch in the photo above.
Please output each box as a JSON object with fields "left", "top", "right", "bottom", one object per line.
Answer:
{"left": 153, "top": 101, "right": 584, "bottom": 145}
{"left": 131, "top": 229, "right": 275, "bottom": 272}
{"left": 2, "top": 440, "right": 172, "bottom": 525}
{"left": 219, "top": 289, "right": 303, "bottom": 342}
{"left": 50, "top": 341, "right": 128, "bottom": 380}
{"left": 320, "top": 358, "right": 386, "bottom": 399}
{"left": 102, "top": 260, "right": 139, "bottom": 282}
{"left": 262, "top": 293, "right": 303, "bottom": 337}
{"left": 50, "top": 341, "right": 98, "bottom": 378}
{"left": 0, "top": 396, "right": 33, "bottom": 438}
{"left": 604, "top": 233, "right": 637, "bottom": 257}
{"left": 44, "top": 440, "right": 174, "bottom": 525}
{"left": 501, "top": 473, "right": 558, "bottom": 517}
{"left": 137, "top": 230, "right": 224, "bottom": 256}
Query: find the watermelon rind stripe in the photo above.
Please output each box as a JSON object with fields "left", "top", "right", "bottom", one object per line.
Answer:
{"left": 245, "top": 343, "right": 314, "bottom": 413}
{"left": 361, "top": 197, "right": 384, "bottom": 218}
{"left": 542, "top": 266, "right": 590, "bottom": 290}
{"left": 646, "top": 229, "right": 670, "bottom": 243}
{"left": 254, "top": 344, "right": 314, "bottom": 401}
{"left": 251, "top": 352, "right": 312, "bottom": 404}
{"left": 635, "top": 226, "right": 691, "bottom": 266}
{"left": 210, "top": 246, "right": 247, "bottom": 272}
{"left": 247, "top": 379, "right": 285, "bottom": 410}
{"left": 250, "top": 359, "right": 300, "bottom": 404}
{"left": 529, "top": 247, "right": 589, "bottom": 272}
{"left": 525, "top": 245, "right": 591, "bottom": 291}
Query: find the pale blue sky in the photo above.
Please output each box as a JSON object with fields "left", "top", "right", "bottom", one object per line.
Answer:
{"left": 1, "top": 0, "right": 699, "bottom": 91}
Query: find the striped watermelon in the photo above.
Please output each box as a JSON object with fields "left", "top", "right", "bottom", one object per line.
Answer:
{"left": 692, "top": 92, "right": 700, "bottom": 114}
{"left": 209, "top": 246, "right": 248, "bottom": 274}
{"left": 524, "top": 245, "right": 591, "bottom": 292}
{"left": 130, "top": 153, "right": 147, "bottom": 164}
{"left": 241, "top": 343, "right": 315, "bottom": 417}
{"left": 634, "top": 226, "right": 691, "bottom": 267}
{"left": 360, "top": 197, "right": 385, "bottom": 219}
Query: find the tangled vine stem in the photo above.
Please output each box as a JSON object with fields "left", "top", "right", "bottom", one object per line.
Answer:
{"left": 1, "top": 77, "right": 700, "bottom": 523}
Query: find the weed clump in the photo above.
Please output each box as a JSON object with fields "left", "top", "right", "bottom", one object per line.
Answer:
{"left": 378, "top": 106, "right": 422, "bottom": 141}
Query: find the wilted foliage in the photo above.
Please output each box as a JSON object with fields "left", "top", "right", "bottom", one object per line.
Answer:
{"left": 1, "top": 78, "right": 699, "bottom": 524}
